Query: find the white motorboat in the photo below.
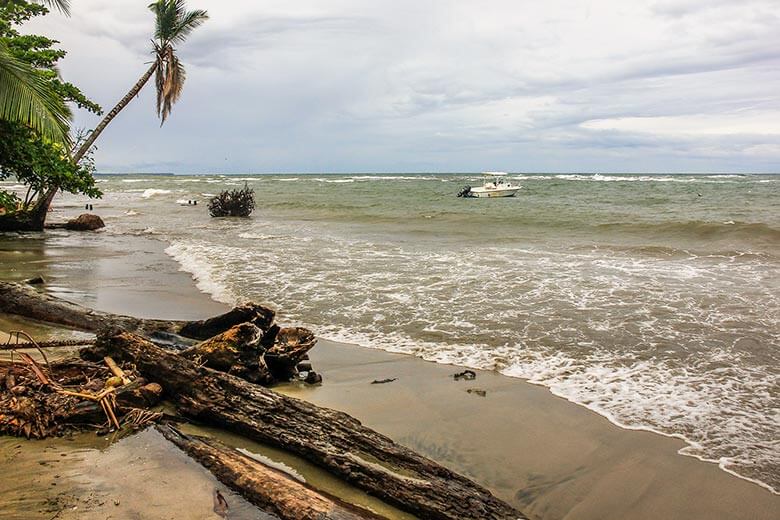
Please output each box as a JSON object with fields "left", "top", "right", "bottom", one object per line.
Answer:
{"left": 457, "top": 172, "right": 520, "bottom": 198}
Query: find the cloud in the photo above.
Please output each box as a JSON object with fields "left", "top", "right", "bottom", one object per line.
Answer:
{"left": 20, "top": 0, "right": 780, "bottom": 173}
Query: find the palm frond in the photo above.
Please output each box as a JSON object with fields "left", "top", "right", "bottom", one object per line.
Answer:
{"left": 148, "top": 1, "right": 209, "bottom": 45}
{"left": 0, "top": 44, "right": 71, "bottom": 146}
{"left": 149, "top": 0, "right": 178, "bottom": 43}
{"left": 36, "top": 0, "right": 71, "bottom": 16}
{"left": 170, "top": 9, "right": 209, "bottom": 45}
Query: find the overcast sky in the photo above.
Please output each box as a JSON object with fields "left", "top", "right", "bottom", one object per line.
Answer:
{"left": 27, "top": 0, "right": 780, "bottom": 173}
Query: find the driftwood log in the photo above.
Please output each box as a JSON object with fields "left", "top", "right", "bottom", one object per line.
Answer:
{"left": 0, "top": 281, "right": 318, "bottom": 383}
{"left": 157, "top": 424, "right": 388, "bottom": 520}
{"left": 85, "top": 330, "right": 526, "bottom": 520}
{"left": 0, "top": 281, "right": 274, "bottom": 340}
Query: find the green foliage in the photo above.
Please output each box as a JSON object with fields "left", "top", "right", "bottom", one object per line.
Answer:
{"left": 0, "top": 1, "right": 79, "bottom": 145}
{"left": 0, "top": 0, "right": 102, "bottom": 213}
{"left": 0, "top": 187, "right": 20, "bottom": 212}
{"left": 0, "top": 121, "right": 101, "bottom": 212}
{"left": 0, "top": 0, "right": 101, "bottom": 115}
{"left": 0, "top": 39, "right": 71, "bottom": 145}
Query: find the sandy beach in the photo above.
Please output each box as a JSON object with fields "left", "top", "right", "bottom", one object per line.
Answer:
{"left": 1, "top": 231, "right": 778, "bottom": 520}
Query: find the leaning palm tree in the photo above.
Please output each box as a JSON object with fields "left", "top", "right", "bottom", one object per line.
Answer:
{"left": 71, "top": 0, "right": 208, "bottom": 162}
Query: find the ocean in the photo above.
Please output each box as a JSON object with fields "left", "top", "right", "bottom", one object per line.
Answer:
{"left": 4, "top": 172, "right": 779, "bottom": 493}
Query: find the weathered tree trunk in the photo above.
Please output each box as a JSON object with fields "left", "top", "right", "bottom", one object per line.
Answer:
{"left": 178, "top": 303, "right": 275, "bottom": 339}
{"left": 0, "top": 281, "right": 273, "bottom": 341}
{"left": 157, "top": 424, "right": 389, "bottom": 520}
{"left": 86, "top": 331, "right": 527, "bottom": 520}
{"left": 0, "top": 192, "right": 52, "bottom": 231}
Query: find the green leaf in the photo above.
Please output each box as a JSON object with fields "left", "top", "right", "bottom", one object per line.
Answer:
{"left": 0, "top": 41, "right": 71, "bottom": 146}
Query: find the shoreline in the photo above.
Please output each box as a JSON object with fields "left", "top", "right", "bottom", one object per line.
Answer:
{"left": 1, "top": 231, "right": 778, "bottom": 519}
{"left": 167, "top": 239, "right": 778, "bottom": 498}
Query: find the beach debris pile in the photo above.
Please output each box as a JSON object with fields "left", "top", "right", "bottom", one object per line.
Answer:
{"left": 0, "top": 298, "right": 321, "bottom": 439}
{"left": 0, "top": 282, "right": 527, "bottom": 519}
{"left": 0, "top": 336, "right": 163, "bottom": 439}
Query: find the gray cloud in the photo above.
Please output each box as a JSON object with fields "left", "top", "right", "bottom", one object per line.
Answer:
{"left": 23, "top": 0, "right": 780, "bottom": 173}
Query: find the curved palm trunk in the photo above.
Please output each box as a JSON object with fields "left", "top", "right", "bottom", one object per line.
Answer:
{"left": 8, "top": 62, "right": 160, "bottom": 231}
{"left": 73, "top": 61, "right": 158, "bottom": 163}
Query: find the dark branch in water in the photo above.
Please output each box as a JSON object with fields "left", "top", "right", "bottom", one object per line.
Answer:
{"left": 208, "top": 183, "right": 255, "bottom": 217}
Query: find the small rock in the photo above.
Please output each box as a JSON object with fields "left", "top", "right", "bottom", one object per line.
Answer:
{"left": 304, "top": 371, "right": 323, "bottom": 385}
{"left": 453, "top": 370, "right": 477, "bottom": 381}
{"left": 371, "top": 378, "right": 397, "bottom": 385}
{"left": 467, "top": 388, "right": 487, "bottom": 397}
{"left": 24, "top": 276, "right": 45, "bottom": 285}
{"left": 64, "top": 214, "right": 105, "bottom": 231}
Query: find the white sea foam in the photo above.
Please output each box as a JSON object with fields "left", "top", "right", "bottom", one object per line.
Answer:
{"left": 535, "top": 174, "right": 737, "bottom": 183}
{"left": 121, "top": 179, "right": 147, "bottom": 183}
{"left": 349, "top": 175, "right": 439, "bottom": 181}
{"left": 165, "top": 242, "right": 236, "bottom": 304}
{"left": 163, "top": 235, "right": 780, "bottom": 494}
{"left": 141, "top": 188, "right": 172, "bottom": 198}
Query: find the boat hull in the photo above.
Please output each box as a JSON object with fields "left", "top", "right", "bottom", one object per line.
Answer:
{"left": 467, "top": 188, "right": 519, "bottom": 198}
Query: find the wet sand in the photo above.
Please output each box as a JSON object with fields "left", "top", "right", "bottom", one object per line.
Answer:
{"left": 282, "top": 341, "right": 780, "bottom": 519}
{"left": 1, "top": 232, "right": 778, "bottom": 519}
{"left": 0, "top": 429, "right": 271, "bottom": 520}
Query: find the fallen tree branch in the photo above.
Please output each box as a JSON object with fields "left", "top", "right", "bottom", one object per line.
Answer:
{"left": 0, "top": 281, "right": 274, "bottom": 340}
{"left": 86, "top": 330, "right": 526, "bottom": 520}
{"left": 157, "top": 424, "right": 388, "bottom": 520}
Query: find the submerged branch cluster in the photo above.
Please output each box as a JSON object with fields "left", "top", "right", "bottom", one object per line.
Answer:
{"left": 208, "top": 183, "right": 255, "bottom": 217}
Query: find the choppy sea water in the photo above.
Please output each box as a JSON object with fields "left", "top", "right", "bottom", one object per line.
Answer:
{"left": 4, "top": 172, "right": 779, "bottom": 493}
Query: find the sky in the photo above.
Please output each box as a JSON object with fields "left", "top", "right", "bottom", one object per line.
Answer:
{"left": 27, "top": 0, "right": 780, "bottom": 173}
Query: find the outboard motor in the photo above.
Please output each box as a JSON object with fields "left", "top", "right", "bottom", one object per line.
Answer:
{"left": 457, "top": 185, "right": 472, "bottom": 197}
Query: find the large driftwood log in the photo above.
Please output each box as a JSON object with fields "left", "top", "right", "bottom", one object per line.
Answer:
{"left": 157, "top": 424, "right": 388, "bottom": 520}
{"left": 86, "top": 330, "right": 526, "bottom": 520}
{"left": 0, "top": 281, "right": 274, "bottom": 340}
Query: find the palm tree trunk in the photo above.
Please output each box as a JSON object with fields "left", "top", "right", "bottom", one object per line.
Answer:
{"left": 72, "top": 61, "right": 158, "bottom": 163}
{"left": 9, "top": 63, "right": 161, "bottom": 232}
